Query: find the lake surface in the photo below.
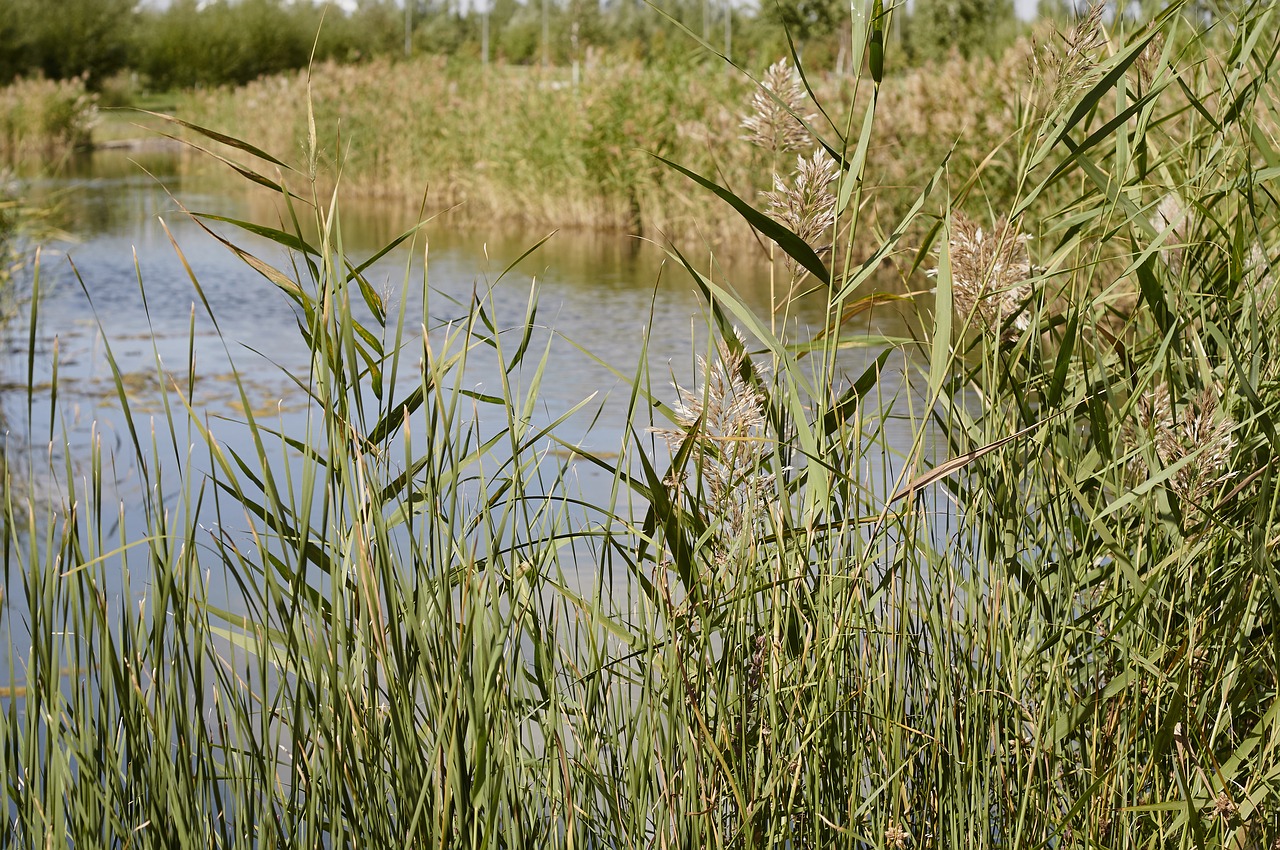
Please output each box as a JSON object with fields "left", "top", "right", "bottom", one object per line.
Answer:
{"left": 4, "top": 149, "right": 924, "bottom": 581}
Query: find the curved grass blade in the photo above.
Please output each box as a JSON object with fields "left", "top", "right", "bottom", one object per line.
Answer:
{"left": 191, "top": 213, "right": 319, "bottom": 256}
{"left": 125, "top": 108, "right": 295, "bottom": 171}
{"left": 652, "top": 153, "right": 830, "bottom": 285}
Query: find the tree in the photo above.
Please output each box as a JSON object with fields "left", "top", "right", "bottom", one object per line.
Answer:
{"left": 0, "top": 0, "right": 134, "bottom": 83}
{"left": 907, "top": 0, "right": 1018, "bottom": 61}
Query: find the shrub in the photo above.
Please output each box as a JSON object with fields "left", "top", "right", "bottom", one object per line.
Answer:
{"left": 0, "top": 75, "right": 97, "bottom": 161}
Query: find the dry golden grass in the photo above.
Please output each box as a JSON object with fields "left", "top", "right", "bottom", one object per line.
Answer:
{"left": 0, "top": 75, "right": 97, "bottom": 161}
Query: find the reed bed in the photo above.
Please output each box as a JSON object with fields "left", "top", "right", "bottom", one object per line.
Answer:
{"left": 0, "top": 75, "right": 97, "bottom": 163}
{"left": 172, "top": 49, "right": 1039, "bottom": 244}
{"left": 170, "top": 15, "right": 1248, "bottom": 260}
{"left": 3, "top": 1, "right": 1280, "bottom": 847}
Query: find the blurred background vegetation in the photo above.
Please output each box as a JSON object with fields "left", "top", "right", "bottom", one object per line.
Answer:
{"left": 0, "top": 0, "right": 1079, "bottom": 93}
{"left": 0, "top": 0, "right": 1249, "bottom": 239}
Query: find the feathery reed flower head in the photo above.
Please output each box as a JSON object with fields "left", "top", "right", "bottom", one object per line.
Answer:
{"left": 741, "top": 58, "right": 816, "bottom": 153}
{"left": 1244, "top": 242, "right": 1276, "bottom": 314}
{"left": 1129, "top": 383, "right": 1235, "bottom": 506}
{"left": 1248, "top": 242, "right": 1273, "bottom": 284}
{"left": 932, "top": 212, "right": 1033, "bottom": 337}
{"left": 1151, "top": 192, "right": 1191, "bottom": 276}
{"left": 764, "top": 148, "right": 839, "bottom": 263}
{"left": 1032, "top": 2, "right": 1106, "bottom": 108}
{"left": 885, "top": 823, "right": 910, "bottom": 849}
{"left": 650, "top": 335, "right": 774, "bottom": 554}
{"left": 1134, "top": 30, "right": 1165, "bottom": 93}
{"left": 666, "top": 340, "right": 767, "bottom": 443}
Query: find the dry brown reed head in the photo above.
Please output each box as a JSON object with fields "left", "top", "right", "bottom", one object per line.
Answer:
{"left": 884, "top": 823, "right": 910, "bottom": 849}
{"left": 651, "top": 337, "right": 774, "bottom": 557}
{"left": 741, "top": 58, "right": 816, "bottom": 154}
{"left": 1032, "top": 2, "right": 1106, "bottom": 109}
{"left": 764, "top": 148, "right": 839, "bottom": 266}
{"left": 1151, "top": 193, "right": 1191, "bottom": 276}
{"left": 1129, "top": 384, "right": 1235, "bottom": 507}
{"left": 1134, "top": 30, "right": 1165, "bottom": 93}
{"left": 935, "top": 212, "right": 1034, "bottom": 337}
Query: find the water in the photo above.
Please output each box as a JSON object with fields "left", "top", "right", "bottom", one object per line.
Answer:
{"left": 13, "top": 150, "right": 916, "bottom": 477}
{"left": 0, "top": 151, "right": 940, "bottom": 816}
{"left": 0, "top": 148, "right": 930, "bottom": 635}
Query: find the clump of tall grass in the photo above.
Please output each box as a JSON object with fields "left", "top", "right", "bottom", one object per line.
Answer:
{"left": 166, "top": 17, "right": 1232, "bottom": 259}
{"left": 155, "top": 35, "right": 1106, "bottom": 248}
{"left": 0, "top": 75, "right": 97, "bottom": 163}
{"left": 4, "top": 0, "right": 1280, "bottom": 847}
{"left": 176, "top": 56, "right": 750, "bottom": 237}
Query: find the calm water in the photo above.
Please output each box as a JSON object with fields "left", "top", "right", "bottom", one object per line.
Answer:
{"left": 5, "top": 149, "right": 923, "bottom": 581}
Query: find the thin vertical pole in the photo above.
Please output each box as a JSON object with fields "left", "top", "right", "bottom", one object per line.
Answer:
{"left": 542, "top": 0, "right": 550, "bottom": 68}
{"left": 405, "top": 0, "right": 412, "bottom": 56}
{"left": 723, "top": 0, "right": 730, "bottom": 60}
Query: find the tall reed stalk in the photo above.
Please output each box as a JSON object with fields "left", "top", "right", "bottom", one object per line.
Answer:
{"left": 3, "top": 1, "right": 1280, "bottom": 847}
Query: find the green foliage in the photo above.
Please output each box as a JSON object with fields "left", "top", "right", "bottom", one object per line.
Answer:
{"left": 134, "top": 0, "right": 330, "bottom": 89}
{"left": 905, "top": 0, "right": 1020, "bottom": 60}
{"left": 0, "top": 0, "right": 133, "bottom": 83}
{"left": 4, "top": 0, "right": 1280, "bottom": 847}
{"left": 0, "top": 0, "right": 1005, "bottom": 91}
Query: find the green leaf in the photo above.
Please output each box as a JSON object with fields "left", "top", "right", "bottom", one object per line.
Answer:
{"left": 652, "top": 153, "right": 830, "bottom": 285}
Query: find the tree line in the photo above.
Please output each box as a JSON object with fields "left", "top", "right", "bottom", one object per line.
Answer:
{"left": 0, "top": 0, "right": 1137, "bottom": 91}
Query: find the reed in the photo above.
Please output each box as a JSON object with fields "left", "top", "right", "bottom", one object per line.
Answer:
{"left": 165, "top": 18, "right": 1234, "bottom": 260}
{"left": 157, "top": 42, "right": 1062, "bottom": 248}
{"left": 0, "top": 75, "right": 97, "bottom": 163}
{"left": 3, "top": 1, "right": 1280, "bottom": 847}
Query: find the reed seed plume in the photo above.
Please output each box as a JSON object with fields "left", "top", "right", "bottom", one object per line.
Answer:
{"left": 740, "top": 58, "right": 816, "bottom": 154}
{"left": 652, "top": 338, "right": 773, "bottom": 554}
{"left": 1248, "top": 243, "right": 1272, "bottom": 284}
{"left": 1134, "top": 30, "right": 1165, "bottom": 93}
{"left": 1244, "top": 242, "right": 1277, "bottom": 319}
{"left": 1129, "top": 384, "right": 1235, "bottom": 507}
{"left": 934, "top": 211, "right": 1033, "bottom": 336}
{"left": 1033, "top": 2, "right": 1106, "bottom": 108}
{"left": 764, "top": 148, "right": 838, "bottom": 268}
{"left": 1152, "top": 192, "right": 1190, "bottom": 276}
{"left": 1213, "top": 790, "right": 1239, "bottom": 819}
